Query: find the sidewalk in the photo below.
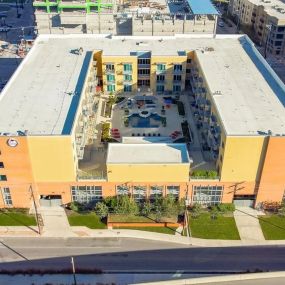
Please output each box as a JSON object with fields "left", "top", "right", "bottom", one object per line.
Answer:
{"left": 1, "top": 225, "right": 285, "bottom": 247}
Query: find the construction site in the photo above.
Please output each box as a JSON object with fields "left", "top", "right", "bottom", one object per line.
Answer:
{"left": 33, "top": 0, "right": 219, "bottom": 35}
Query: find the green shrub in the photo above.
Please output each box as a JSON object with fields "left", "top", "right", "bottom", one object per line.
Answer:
{"left": 191, "top": 170, "right": 218, "bottom": 179}
{"left": 69, "top": 202, "right": 81, "bottom": 212}
{"left": 210, "top": 206, "right": 220, "bottom": 220}
{"left": 124, "top": 117, "right": 129, "bottom": 127}
{"left": 94, "top": 202, "right": 109, "bottom": 219}
{"left": 217, "top": 203, "right": 235, "bottom": 213}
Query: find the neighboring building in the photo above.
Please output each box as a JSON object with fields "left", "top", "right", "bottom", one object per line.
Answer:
{"left": 228, "top": 0, "right": 285, "bottom": 56}
{"left": 0, "top": 34, "right": 285, "bottom": 209}
{"left": 33, "top": 0, "right": 219, "bottom": 36}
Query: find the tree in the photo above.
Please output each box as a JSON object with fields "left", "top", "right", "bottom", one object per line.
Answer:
{"left": 141, "top": 201, "right": 153, "bottom": 216}
{"left": 94, "top": 202, "right": 109, "bottom": 219}
{"left": 114, "top": 195, "right": 139, "bottom": 215}
{"left": 278, "top": 203, "right": 285, "bottom": 217}
{"left": 162, "top": 194, "right": 177, "bottom": 217}
{"left": 191, "top": 203, "right": 202, "bottom": 219}
{"left": 210, "top": 206, "right": 219, "bottom": 220}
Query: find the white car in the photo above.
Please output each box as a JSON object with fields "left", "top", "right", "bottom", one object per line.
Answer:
{"left": 218, "top": 21, "right": 225, "bottom": 28}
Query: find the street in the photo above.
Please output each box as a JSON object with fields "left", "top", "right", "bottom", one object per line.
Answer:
{"left": 0, "top": 237, "right": 285, "bottom": 273}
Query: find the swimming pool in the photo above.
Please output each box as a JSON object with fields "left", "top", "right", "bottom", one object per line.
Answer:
{"left": 128, "top": 113, "right": 162, "bottom": 128}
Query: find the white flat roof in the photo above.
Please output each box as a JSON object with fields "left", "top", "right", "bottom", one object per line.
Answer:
{"left": 0, "top": 34, "right": 285, "bottom": 136}
{"left": 107, "top": 143, "right": 190, "bottom": 164}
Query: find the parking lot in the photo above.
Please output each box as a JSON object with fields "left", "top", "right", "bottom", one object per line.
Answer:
{"left": 0, "top": 0, "right": 35, "bottom": 91}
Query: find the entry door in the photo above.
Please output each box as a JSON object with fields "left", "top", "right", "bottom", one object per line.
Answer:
{"left": 233, "top": 199, "right": 254, "bottom": 207}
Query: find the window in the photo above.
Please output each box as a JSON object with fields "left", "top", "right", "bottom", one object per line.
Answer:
{"left": 138, "top": 79, "right": 150, "bottom": 86}
{"left": 0, "top": 162, "right": 3, "bottom": 168}
{"left": 187, "top": 58, "right": 192, "bottom": 63}
{"left": 167, "top": 186, "right": 180, "bottom": 198}
{"left": 138, "top": 58, "right": 150, "bottom": 65}
{"left": 133, "top": 186, "right": 146, "bottom": 201}
{"left": 156, "top": 85, "right": 164, "bottom": 92}
{"left": 150, "top": 186, "right": 163, "bottom": 200}
{"left": 0, "top": 175, "right": 7, "bottom": 181}
{"left": 124, "top": 74, "right": 132, "bottom": 81}
{"left": 138, "top": 69, "right": 150, "bottom": 75}
{"left": 116, "top": 185, "right": 130, "bottom": 196}
{"left": 222, "top": 141, "right": 225, "bottom": 149}
{"left": 107, "top": 84, "right": 115, "bottom": 92}
{"left": 106, "top": 74, "right": 115, "bottom": 82}
{"left": 192, "top": 185, "right": 223, "bottom": 206}
{"left": 124, "top": 85, "right": 132, "bottom": 92}
{"left": 71, "top": 186, "right": 102, "bottom": 204}
{"left": 275, "top": 41, "right": 282, "bottom": 47}
{"left": 123, "top": 63, "right": 132, "bottom": 72}
{"left": 277, "top": 26, "right": 285, "bottom": 33}
{"left": 174, "top": 64, "right": 183, "bottom": 72}
{"left": 173, "top": 85, "right": 181, "bottom": 92}
{"left": 186, "top": 69, "right": 191, "bottom": 73}
{"left": 1, "top": 187, "right": 12, "bottom": 206}
{"left": 173, "top": 75, "right": 182, "bottom": 82}
{"left": 157, "top": 64, "right": 166, "bottom": 72}
{"left": 156, "top": 75, "right": 165, "bottom": 82}
{"left": 276, "top": 34, "right": 284, "bottom": 39}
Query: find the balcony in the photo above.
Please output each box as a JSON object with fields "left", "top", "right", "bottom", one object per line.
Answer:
{"left": 104, "top": 68, "right": 115, "bottom": 74}
{"left": 123, "top": 69, "right": 132, "bottom": 75}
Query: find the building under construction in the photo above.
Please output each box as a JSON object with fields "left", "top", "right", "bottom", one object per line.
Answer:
{"left": 33, "top": 0, "right": 219, "bottom": 35}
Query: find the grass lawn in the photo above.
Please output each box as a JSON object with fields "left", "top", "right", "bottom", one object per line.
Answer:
{"left": 0, "top": 211, "right": 36, "bottom": 226}
{"left": 114, "top": 226, "right": 177, "bottom": 235}
{"left": 189, "top": 213, "right": 240, "bottom": 240}
{"left": 108, "top": 214, "right": 177, "bottom": 223}
{"left": 259, "top": 215, "right": 285, "bottom": 240}
{"left": 68, "top": 213, "right": 107, "bottom": 229}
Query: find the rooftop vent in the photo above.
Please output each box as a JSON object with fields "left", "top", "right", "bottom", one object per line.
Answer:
{"left": 205, "top": 47, "right": 214, "bottom": 52}
{"left": 213, "top": 91, "right": 222, "bottom": 96}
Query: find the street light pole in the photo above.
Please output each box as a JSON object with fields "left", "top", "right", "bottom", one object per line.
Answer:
{"left": 71, "top": 257, "right": 77, "bottom": 285}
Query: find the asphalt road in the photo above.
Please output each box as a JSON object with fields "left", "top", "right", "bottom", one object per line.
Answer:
{"left": 0, "top": 237, "right": 285, "bottom": 273}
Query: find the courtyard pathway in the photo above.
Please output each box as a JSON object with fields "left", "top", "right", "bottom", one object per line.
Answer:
{"left": 234, "top": 206, "right": 265, "bottom": 242}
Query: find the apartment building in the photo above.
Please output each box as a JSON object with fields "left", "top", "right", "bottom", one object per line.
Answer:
{"left": 0, "top": 34, "right": 285, "bottom": 209}
{"left": 228, "top": 0, "right": 285, "bottom": 55}
{"left": 33, "top": 0, "right": 219, "bottom": 36}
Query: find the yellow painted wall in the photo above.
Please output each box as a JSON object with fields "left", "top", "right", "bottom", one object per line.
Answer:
{"left": 102, "top": 56, "right": 138, "bottom": 93}
{"left": 107, "top": 164, "right": 189, "bottom": 183}
{"left": 28, "top": 136, "right": 76, "bottom": 182}
{"left": 150, "top": 56, "right": 187, "bottom": 92}
{"left": 220, "top": 136, "right": 267, "bottom": 182}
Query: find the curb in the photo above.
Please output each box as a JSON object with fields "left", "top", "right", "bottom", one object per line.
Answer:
{"left": 131, "top": 271, "right": 285, "bottom": 284}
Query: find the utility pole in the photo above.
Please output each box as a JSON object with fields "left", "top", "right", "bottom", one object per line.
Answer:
{"left": 71, "top": 257, "right": 77, "bottom": 285}
{"left": 29, "top": 185, "right": 41, "bottom": 235}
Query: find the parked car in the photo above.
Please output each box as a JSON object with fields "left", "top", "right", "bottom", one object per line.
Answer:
{"left": 218, "top": 21, "right": 225, "bottom": 28}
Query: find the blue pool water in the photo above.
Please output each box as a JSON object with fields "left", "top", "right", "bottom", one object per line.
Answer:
{"left": 129, "top": 113, "right": 162, "bottom": 128}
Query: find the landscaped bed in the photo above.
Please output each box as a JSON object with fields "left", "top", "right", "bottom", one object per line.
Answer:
{"left": 189, "top": 210, "right": 240, "bottom": 240}
{"left": 113, "top": 226, "right": 177, "bottom": 235}
{"left": 259, "top": 215, "right": 285, "bottom": 240}
{"left": 0, "top": 209, "right": 36, "bottom": 226}
{"left": 108, "top": 214, "right": 177, "bottom": 223}
{"left": 67, "top": 212, "right": 107, "bottom": 229}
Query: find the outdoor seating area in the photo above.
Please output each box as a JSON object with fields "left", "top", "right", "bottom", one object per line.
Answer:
{"left": 111, "top": 94, "right": 185, "bottom": 140}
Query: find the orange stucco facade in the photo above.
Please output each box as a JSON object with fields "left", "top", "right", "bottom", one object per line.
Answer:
{"left": 0, "top": 134, "right": 284, "bottom": 209}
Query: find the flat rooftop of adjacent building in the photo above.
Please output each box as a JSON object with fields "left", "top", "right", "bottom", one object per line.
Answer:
{"left": 107, "top": 143, "right": 190, "bottom": 164}
{"left": 250, "top": 0, "right": 285, "bottom": 20}
{"left": 0, "top": 34, "right": 285, "bottom": 136}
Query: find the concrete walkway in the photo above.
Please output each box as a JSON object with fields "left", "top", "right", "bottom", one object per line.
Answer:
{"left": 40, "top": 206, "right": 76, "bottom": 237}
{"left": 234, "top": 207, "right": 265, "bottom": 242}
